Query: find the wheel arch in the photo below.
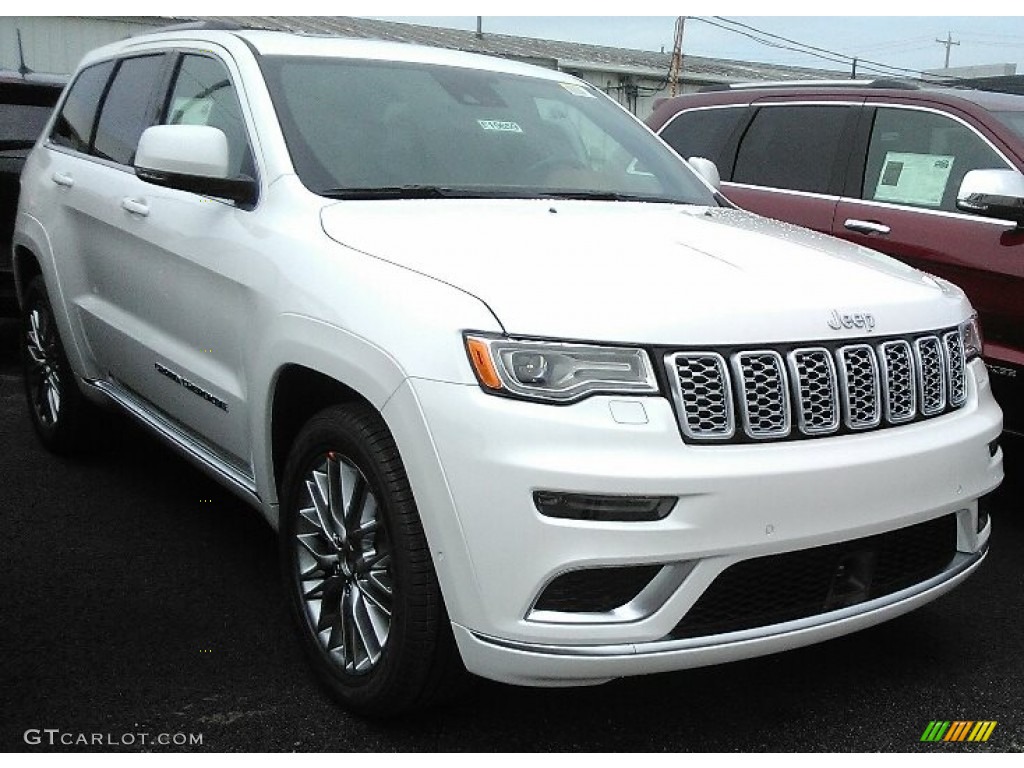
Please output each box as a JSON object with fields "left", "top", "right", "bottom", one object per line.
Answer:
{"left": 253, "top": 314, "right": 411, "bottom": 516}
{"left": 13, "top": 243, "right": 43, "bottom": 310}
{"left": 269, "top": 364, "right": 377, "bottom": 501}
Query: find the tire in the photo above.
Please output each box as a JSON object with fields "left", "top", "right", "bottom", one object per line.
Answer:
{"left": 279, "top": 403, "right": 467, "bottom": 717}
{"left": 20, "top": 275, "right": 96, "bottom": 453}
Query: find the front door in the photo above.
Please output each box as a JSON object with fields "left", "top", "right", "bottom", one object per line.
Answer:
{"left": 79, "top": 51, "right": 262, "bottom": 469}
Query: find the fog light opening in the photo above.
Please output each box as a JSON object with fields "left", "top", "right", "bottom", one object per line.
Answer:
{"left": 533, "top": 565, "right": 663, "bottom": 613}
{"left": 533, "top": 491, "right": 676, "bottom": 522}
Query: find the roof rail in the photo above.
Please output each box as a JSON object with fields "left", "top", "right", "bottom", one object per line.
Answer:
{"left": 699, "top": 78, "right": 919, "bottom": 93}
{"left": 135, "top": 20, "right": 247, "bottom": 36}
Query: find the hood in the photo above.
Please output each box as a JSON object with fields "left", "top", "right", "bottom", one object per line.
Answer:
{"left": 320, "top": 200, "right": 970, "bottom": 345}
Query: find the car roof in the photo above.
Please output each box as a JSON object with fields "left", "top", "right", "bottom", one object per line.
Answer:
{"left": 0, "top": 70, "right": 68, "bottom": 88}
{"left": 90, "top": 27, "right": 576, "bottom": 85}
{"left": 654, "top": 80, "right": 1024, "bottom": 117}
{"left": 934, "top": 86, "right": 1024, "bottom": 112}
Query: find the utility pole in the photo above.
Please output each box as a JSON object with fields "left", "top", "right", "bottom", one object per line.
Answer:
{"left": 476, "top": 16, "right": 483, "bottom": 39}
{"left": 935, "top": 31, "right": 960, "bottom": 69}
{"left": 851, "top": 57, "right": 857, "bottom": 79}
{"left": 669, "top": 16, "right": 686, "bottom": 97}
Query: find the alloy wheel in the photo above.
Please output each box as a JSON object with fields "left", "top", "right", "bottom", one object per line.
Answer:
{"left": 24, "top": 305, "right": 62, "bottom": 428}
{"left": 294, "top": 451, "right": 393, "bottom": 675}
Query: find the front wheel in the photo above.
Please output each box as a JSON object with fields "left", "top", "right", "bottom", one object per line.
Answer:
{"left": 279, "top": 403, "right": 466, "bottom": 717}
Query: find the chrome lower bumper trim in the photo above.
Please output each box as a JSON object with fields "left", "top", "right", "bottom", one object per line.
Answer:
{"left": 471, "top": 545, "right": 987, "bottom": 659}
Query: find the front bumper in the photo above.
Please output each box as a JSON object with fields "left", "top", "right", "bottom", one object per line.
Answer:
{"left": 382, "top": 359, "right": 1002, "bottom": 685}
{"left": 455, "top": 544, "right": 987, "bottom": 686}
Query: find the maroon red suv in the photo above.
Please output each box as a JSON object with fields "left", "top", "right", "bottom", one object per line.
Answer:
{"left": 648, "top": 80, "right": 1024, "bottom": 433}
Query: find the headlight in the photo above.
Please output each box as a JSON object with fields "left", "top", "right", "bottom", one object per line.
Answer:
{"left": 464, "top": 334, "right": 658, "bottom": 403}
{"left": 961, "top": 314, "right": 983, "bottom": 361}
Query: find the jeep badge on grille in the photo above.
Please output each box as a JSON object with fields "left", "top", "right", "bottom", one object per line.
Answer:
{"left": 828, "top": 309, "right": 876, "bottom": 332}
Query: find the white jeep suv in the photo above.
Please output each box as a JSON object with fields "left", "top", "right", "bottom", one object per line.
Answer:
{"left": 13, "top": 26, "right": 1003, "bottom": 716}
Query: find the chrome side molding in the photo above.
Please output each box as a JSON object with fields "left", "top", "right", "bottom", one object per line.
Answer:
{"left": 86, "top": 377, "right": 260, "bottom": 508}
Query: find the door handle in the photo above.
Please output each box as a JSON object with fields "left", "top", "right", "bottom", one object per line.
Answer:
{"left": 121, "top": 198, "right": 150, "bottom": 217}
{"left": 51, "top": 172, "right": 74, "bottom": 188}
{"left": 844, "top": 218, "right": 891, "bottom": 236}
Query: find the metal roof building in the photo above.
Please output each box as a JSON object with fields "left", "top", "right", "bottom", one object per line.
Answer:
{"left": 0, "top": 15, "right": 841, "bottom": 117}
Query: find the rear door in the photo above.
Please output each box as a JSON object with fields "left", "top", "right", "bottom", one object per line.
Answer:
{"left": 833, "top": 104, "right": 1024, "bottom": 375}
{"left": 54, "top": 53, "right": 171, "bottom": 380}
{"left": 722, "top": 101, "right": 861, "bottom": 234}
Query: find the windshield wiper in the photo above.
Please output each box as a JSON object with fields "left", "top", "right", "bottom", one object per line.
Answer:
{"left": 540, "top": 190, "right": 688, "bottom": 204}
{"left": 318, "top": 185, "right": 478, "bottom": 200}
{"left": 317, "top": 185, "right": 706, "bottom": 205}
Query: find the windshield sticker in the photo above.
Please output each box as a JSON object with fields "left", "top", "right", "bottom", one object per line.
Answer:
{"left": 559, "top": 82, "right": 596, "bottom": 98}
{"left": 477, "top": 119, "right": 523, "bottom": 133}
{"left": 872, "top": 152, "right": 954, "bottom": 207}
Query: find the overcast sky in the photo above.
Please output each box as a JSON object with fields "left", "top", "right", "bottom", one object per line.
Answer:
{"left": 366, "top": 16, "right": 1024, "bottom": 76}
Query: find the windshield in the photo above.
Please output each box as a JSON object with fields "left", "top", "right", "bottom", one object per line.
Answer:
{"left": 262, "top": 56, "right": 718, "bottom": 205}
{"left": 993, "top": 110, "right": 1024, "bottom": 143}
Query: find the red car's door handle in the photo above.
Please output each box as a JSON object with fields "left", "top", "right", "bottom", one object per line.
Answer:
{"left": 844, "top": 218, "right": 891, "bottom": 236}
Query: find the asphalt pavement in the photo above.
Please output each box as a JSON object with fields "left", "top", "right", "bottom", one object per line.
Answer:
{"left": 0, "top": 316, "right": 1021, "bottom": 752}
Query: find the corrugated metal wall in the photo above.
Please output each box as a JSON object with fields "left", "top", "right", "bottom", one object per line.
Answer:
{"left": 0, "top": 16, "right": 159, "bottom": 75}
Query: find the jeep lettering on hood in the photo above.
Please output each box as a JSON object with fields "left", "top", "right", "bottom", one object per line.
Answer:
{"left": 828, "top": 310, "right": 877, "bottom": 332}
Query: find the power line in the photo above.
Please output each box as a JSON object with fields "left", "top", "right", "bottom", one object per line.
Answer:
{"left": 695, "top": 17, "right": 856, "bottom": 69}
{"left": 698, "top": 16, "right": 928, "bottom": 79}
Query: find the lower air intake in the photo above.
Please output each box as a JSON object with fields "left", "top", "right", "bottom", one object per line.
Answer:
{"left": 671, "top": 515, "right": 956, "bottom": 639}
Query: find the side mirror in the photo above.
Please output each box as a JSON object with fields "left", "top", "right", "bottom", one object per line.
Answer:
{"left": 134, "top": 125, "right": 256, "bottom": 207}
{"left": 956, "top": 168, "right": 1024, "bottom": 227}
{"left": 687, "top": 156, "right": 721, "bottom": 191}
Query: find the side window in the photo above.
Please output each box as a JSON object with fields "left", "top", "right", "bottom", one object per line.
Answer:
{"left": 49, "top": 61, "right": 115, "bottom": 153}
{"left": 92, "top": 55, "right": 166, "bottom": 165}
{"left": 164, "top": 55, "right": 253, "bottom": 177}
{"left": 733, "top": 105, "right": 850, "bottom": 194}
{"left": 658, "top": 107, "right": 745, "bottom": 173}
{"left": 862, "top": 107, "right": 1008, "bottom": 212}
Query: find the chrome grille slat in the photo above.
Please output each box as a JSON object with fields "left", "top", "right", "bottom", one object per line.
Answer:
{"left": 667, "top": 327, "right": 968, "bottom": 443}
{"left": 787, "top": 348, "right": 839, "bottom": 435}
{"left": 943, "top": 330, "right": 967, "bottom": 407}
{"left": 879, "top": 340, "right": 916, "bottom": 423}
{"left": 838, "top": 344, "right": 881, "bottom": 429}
{"left": 915, "top": 336, "right": 947, "bottom": 416}
{"left": 733, "top": 351, "right": 790, "bottom": 438}
{"left": 668, "top": 352, "right": 734, "bottom": 440}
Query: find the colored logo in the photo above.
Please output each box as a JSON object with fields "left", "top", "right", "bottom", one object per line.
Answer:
{"left": 921, "top": 721, "right": 997, "bottom": 742}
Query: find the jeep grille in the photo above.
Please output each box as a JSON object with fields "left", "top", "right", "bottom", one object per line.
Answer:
{"left": 666, "top": 329, "right": 968, "bottom": 443}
